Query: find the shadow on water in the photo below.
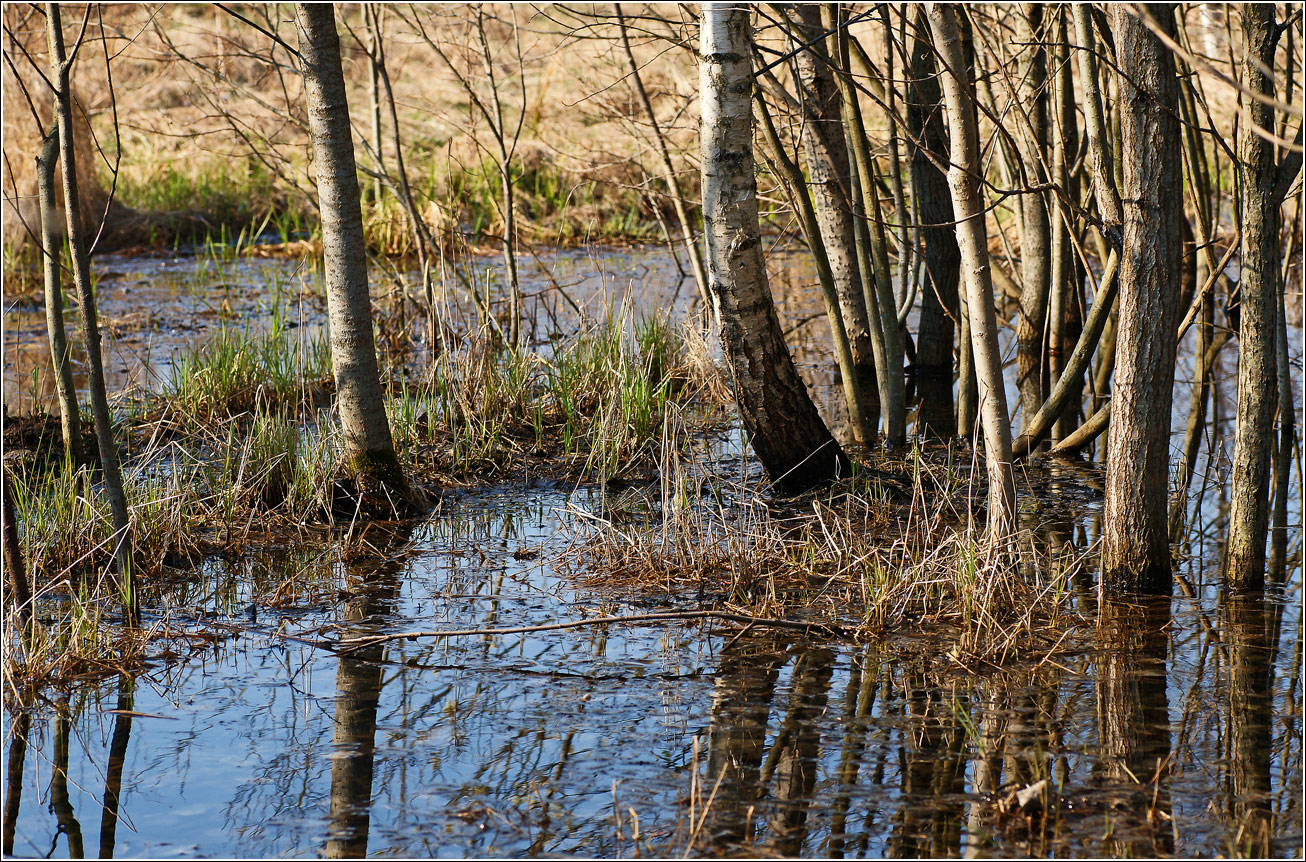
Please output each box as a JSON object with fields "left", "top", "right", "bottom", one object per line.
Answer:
{"left": 2, "top": 247, "right": 1302, "bottom": 858}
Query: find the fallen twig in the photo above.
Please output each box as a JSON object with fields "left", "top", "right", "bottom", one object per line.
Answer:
{"left": 333, "top": 609, "right": 849, "bottom": 653}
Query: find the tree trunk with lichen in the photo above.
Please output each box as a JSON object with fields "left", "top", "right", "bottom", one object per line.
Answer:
{"left": 296, "top": 4, "right": 408, "bottom": 505}
{"left": 700, "top": 2, "right": 848, "bottom": 491}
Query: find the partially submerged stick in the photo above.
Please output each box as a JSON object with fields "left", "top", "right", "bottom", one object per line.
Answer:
{"left": 332, "top": 610, "right": 849, "bottom": 653}
{"left": 1048, "top": 400, "right": 1111, "bottom": 458}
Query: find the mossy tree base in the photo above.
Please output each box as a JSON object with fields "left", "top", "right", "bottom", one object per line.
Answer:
{"left": 329, "top": 447, "right": 424, "bottom": 519}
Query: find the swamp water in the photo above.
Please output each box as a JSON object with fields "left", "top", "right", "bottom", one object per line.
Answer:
{"left": 2, "top": 245, "right": 1302, "bottom": 857}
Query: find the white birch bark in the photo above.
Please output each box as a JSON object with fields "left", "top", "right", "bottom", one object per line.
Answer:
{"left": 700, "top": 2, "right": 847, "bottom": 490}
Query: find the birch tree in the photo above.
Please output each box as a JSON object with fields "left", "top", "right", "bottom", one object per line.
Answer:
{"left": 700, "top": 2, "right": 848, "bottom": 491}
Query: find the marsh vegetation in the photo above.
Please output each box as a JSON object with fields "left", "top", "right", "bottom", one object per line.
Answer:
{"left": 1, "top": 3, "right": 1301, "bottom": 858}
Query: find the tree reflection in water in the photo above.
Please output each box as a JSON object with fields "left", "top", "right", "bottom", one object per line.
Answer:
{"left": 323, "top": 522, "right": 412, "bottom": 858}
{"left": 702, "top": 638, "right": 787, "bottom": 847}
{"left": 1095, "top": 596, "right": 1174, "bottom": 857}
{"left": 0, "top": 483, "right": 1296, "bottom": 857}
{"left": 2, "top": 709, "right": 31, "bottom": 856}
{"left": 51, "top": 699, "right": 85, "bottom": 858}
{"left": 99, "top": 675, "right": 136, "bottom": 859}
{"left": 1223, "top": 592, "right": 1276, "bottom": 857}
{"left": 763, "top": 647, "right": 835, "bottom": 856}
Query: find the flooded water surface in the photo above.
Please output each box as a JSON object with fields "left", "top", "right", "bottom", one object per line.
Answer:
{"left": 2, "top": 245, "right": 1302, "bottom": 858}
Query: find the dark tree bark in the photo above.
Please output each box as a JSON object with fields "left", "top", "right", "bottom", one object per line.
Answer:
{"left": 1101, "top": 4, "right": 1184, "bottom": 593}
{"left": 1225, "top": 4, "right": 1282, "bottom": 590}
{"left": 700, "top": 4, "right": 849, "bottom": 490}
{"left": 907, "top": 11, "right": 961, "bottom": 436}
{"left": 296, "top": 4, "right": 409, "bottom": 505}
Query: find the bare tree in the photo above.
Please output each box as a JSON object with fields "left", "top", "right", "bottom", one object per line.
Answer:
{"left": 927, "top": 2, "right": 1016, "bottom": 542}
{"left": 296, "top": 3, "right": 408, "bottom": 504}
{"left": 906, "top": 9, "right": 961, "bottom": 436}
{"left": 35, "top": 126, "right": 83, "bottom": 467}
{"left": 1101, "top": 4, "right": 1184, "bottom": 593}
{"left": 783, "top": 5, "right": 877, "bottom": 385}
{"left": 615, "top": 3, "right": 710, "bottom": 317}
{"left": 47, "top": 2, "right": 135, "bottom": 623}
{"left": 1010, "top": 5, "right": 1053, "bottom": 436}
{"left": 1225, "top": 3, "right": 1283, "bottom": 590}
{"left": 700, "top": 2, "right": 848, "bottom": 491}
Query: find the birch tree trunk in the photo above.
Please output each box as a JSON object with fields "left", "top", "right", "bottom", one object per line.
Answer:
{"left": 36, "top": 125, "right": 83, "bottom": 467}
{"left": 1101, "top": 4, "right": 1183, "bottom": 593}
{"left": 927, "top": 2, "right": 1015, "bottom": 541}
{"left": 47, "top": 3, "right": 135, "bottom": 623}
{"left": 296, "top": 4, "right": 408, "bottom": 501}
{"left": 700, "top": 2, "right": 848, "bottom": 491}
{"left": 1225, "top": 4, "right": 1281, "bottom": 590}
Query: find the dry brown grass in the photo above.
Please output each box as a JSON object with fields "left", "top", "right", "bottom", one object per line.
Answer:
{"left": 562, "top": 445, "right": 1093, "bottom": 664}
{"left": 4, "top": 4, "right": 710, "bottom": 262}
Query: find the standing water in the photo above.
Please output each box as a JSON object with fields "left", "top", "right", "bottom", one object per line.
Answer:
{"left": 2, "top": 245, "right": 1301, "bottom": 857}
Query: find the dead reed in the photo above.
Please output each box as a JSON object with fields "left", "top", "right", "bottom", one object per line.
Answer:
{"left": 563, "top": 441, "right": 1093, "bottom": 663}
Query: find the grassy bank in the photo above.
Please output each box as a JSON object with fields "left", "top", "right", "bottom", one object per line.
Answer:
{"left": 2, "top": 309, "right": 731, "bottom": 686}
